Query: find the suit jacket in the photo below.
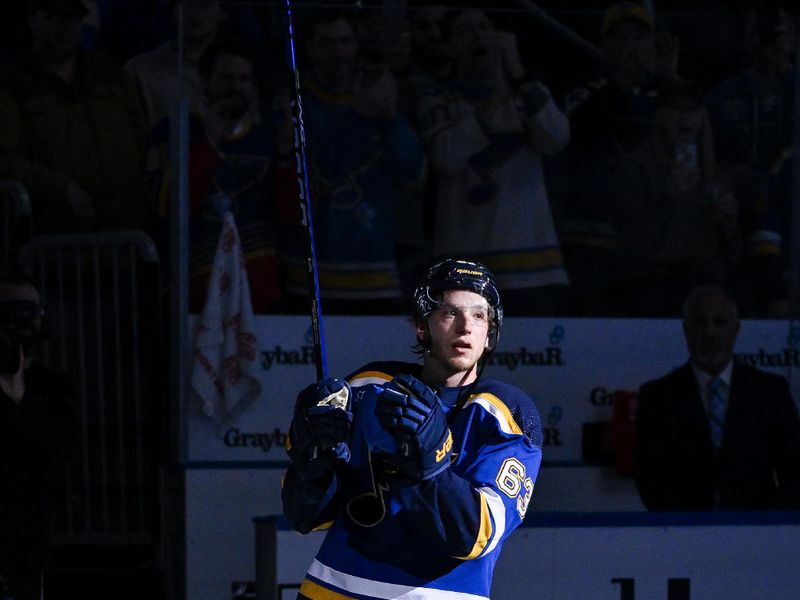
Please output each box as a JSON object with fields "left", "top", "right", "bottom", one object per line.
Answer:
{"left": 634, "top": 360, "right": 800, "bottom": 511}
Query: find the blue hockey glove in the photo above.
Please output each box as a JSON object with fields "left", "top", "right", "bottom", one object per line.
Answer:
{"left": 287, "top": 378, "right": 352, "bottom": 477}
{"left": 376, "top": 374, "right": 453, "bottom": 481}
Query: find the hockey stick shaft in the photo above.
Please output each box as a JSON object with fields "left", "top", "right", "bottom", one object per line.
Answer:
{"left": 284, "top": 0, "right": 328, "bottom": 380}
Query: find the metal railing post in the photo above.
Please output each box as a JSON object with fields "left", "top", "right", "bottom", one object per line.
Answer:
{"left": 254, "top": 516, "right": 278, "bottom": 600}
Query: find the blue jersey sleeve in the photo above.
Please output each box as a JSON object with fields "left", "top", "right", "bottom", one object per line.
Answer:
{"left": 281, "top": 458, "right": 341, "bottom": 534}
{"left": 392, "top": 383, "right": 543, "bottom": 559}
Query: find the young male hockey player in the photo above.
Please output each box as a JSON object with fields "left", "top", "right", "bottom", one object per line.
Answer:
{"left": 282, "top": 259, "right": 543, "bottom": 599}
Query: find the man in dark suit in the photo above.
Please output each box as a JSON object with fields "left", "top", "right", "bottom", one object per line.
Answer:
{"left": 634, "top": 284, "right": 800, "bottom": 511}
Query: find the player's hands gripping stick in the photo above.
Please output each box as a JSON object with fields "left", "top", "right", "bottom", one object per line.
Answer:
{"left": 377, "top": 374, "right": 453, "bottom": 481}
{"left": 287, "top": 377, "right": 352, "bottom": 477}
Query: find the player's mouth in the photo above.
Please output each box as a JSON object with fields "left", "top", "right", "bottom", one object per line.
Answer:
{"left": 451, "top": 340, "right": 473, "bottom": 353}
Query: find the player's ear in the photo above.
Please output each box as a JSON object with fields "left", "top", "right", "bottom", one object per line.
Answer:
{"left": 415, "top": 320, "right": 430, "bottom": 349}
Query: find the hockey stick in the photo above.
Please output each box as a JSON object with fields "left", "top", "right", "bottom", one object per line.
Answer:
{"left": 509, "top": 0, "right": 604, "bottom": 64}
{"left": 284, "top": 0, "right": 328, "bottom": 380}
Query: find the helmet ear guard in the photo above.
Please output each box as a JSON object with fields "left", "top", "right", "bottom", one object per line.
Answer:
{"left": 486, "top": 317, "right": 500, "bottom": 352}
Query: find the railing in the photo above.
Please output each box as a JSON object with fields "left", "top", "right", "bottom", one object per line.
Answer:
{"left": 18, "top": 231, "right": 166, "bottom": 545}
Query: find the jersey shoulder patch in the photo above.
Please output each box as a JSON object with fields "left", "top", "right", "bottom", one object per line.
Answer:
{"left": 464, "top": 379, "right": 543, "bottom": 446}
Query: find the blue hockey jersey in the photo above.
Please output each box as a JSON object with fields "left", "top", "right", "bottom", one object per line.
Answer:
{"left": 282, "top": 361, "right": 543, "bottom": 599}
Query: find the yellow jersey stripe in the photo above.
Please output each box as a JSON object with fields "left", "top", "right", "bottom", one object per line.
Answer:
{"left": 311, "top": 520, "right": 334, "bottom": 532}
{"left": 306, "top": 559, "right": 489, "bottom": 599}
{"left": 300, "top": 578, "right": 356, "bottom": 600}
{"left": 456, "top": 491, "right": 492, "bottom": 559}
{"left": 750, "top": 242, "right": 781, "bottom": 256}
{"left": 464, "top": 393, "right": 523, "bottom": 436}
{"left": 480, "top": 248, "right": 564, "bottom": 272}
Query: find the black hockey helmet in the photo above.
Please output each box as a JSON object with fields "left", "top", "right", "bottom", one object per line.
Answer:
{"left": 413, "top": 259, "right": 503, "bottom": 350}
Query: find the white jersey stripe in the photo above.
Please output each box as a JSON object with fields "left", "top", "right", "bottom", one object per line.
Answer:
{"left": 478, "top": 487, "right": 507, "bottom": 556}
{"left": 307, "top": 559, "right": 489, "bottom": 600}
{"left": 465, "top": 395, "right": 522, "bottom": 436}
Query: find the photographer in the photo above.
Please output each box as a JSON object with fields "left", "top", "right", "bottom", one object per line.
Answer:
{"left": 0, "top": 273, "right": 78, "bottom": 600}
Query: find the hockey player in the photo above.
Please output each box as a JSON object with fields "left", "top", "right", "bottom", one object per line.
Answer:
{"left": 282, "top": 258, "right": 543, "bottom": 599}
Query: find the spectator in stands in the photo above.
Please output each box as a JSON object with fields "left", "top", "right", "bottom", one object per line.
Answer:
{"left": 653, "top": 1, "right": 745, "bottom": 88}
{"left": 389, "top": 1, "right": 453, "bottom": 305}
{"left": 406, "top": 1, "right": 452, "bottom": 85}
{"left": 705, "top": 7, "right": 796, "bottom": 317}
{"left": 352, "top": 0, "right": 401, "bottom": 71}
{"left": 97, "top": 0, "right": 270, "bottom": 67}
{"left": 0, "top": 0, "right": 97, "bottom": 62}
{"left": 125, "top": 0, "right": 227, "bottom": 127}
{"left": 416, "top": 7, "right": 569, "bottom": 315}
{"left": 608, "top": 82, "right": 740, "bottom": 316}
{"left": 634, "top": 284, "right": 800, "bottom": 511}
{"left": 0, "top": 272, "right": 79, "bottom": 600}
{"left": 342, "top": 2, "right": 425, "bottom": 308}
{"left": 349, "top": 1, "right": 454, "bottom": 309}
{"left": 84, "top": 0, "right": 172, "bottom": 63}
{"left": 276, "top": 8, "right": 425, "bottom": 315}
{"left": 146, "top": 37, "right": 284, "bottom": 314}
{"left": 568, "top": 1, "right": 681, "bottom": 147}
{"left": 0, "top": 0, "right": 149, "bottom": 236}
{"left": 556, "top": 1, "right": 682, "bottom": 315}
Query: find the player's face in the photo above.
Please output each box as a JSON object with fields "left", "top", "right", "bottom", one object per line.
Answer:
{"left": 682, "top": 292, "right": 740, "bottom": 376}
{"left": 448, "top": 9, "right": 500, "bottom": 78}
{"left": 0, "top": 282, "right": 43, "bottom": 367}
{"left": 29, "top": 7, "right": 84, "bottom": 61}
{"left": 180, "top": 1, "right": 225, "bottom": 45}
{"left": 662, "top": 103, "right": 704, "bottom": 146}
{"left": 423, "top": 289, "right": 491, "bottom": 378}
{"left": 410, "top": 5, "right": 449, "bottom": 66}
{"left": 603, "top": 20, "right": 654, "bottom": 64}
{"left": 205, "top": 54, "right": 256, "bottom": 119}
{"left": 306, "top": 19, "right": 358, "bottom": 85}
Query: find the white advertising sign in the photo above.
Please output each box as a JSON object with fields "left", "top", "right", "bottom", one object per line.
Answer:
{"left": 187, "top": 316, "right": 800, "bottom": 464}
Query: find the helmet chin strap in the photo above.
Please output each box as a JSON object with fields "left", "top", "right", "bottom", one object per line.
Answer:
{"left": 443, "top": 339, "right": 496, "bottom": 424}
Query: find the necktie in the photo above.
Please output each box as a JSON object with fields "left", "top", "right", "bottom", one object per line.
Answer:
{"left": 707, "top": 377, "right": 726, "bottom": 449}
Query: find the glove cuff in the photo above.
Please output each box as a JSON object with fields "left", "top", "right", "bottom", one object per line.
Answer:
{"left": 286, "top": 429, "right": 350, "bottom": 477}
{"left": 286, "top": 425, "right": 312, "bottom": 462}
{"left": 401, "top": 427, "right": 453, "bottom": 481}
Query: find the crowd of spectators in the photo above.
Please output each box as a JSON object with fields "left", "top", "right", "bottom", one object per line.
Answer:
{"left": 0, "top": 0, "right": 796, "bottom": 319}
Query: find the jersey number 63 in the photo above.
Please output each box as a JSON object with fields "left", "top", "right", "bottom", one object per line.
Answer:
{"left": 496, "top": 458, "right": 534, "bottom": 519}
